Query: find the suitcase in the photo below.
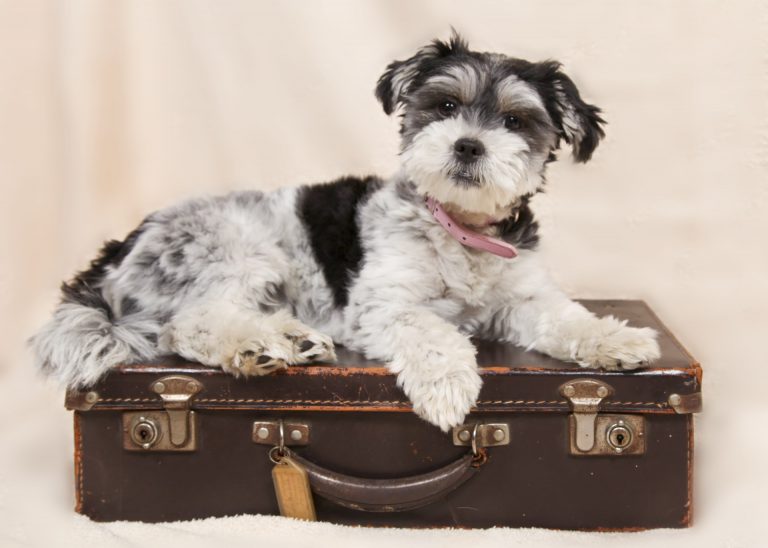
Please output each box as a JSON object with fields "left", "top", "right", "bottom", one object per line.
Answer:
{"left": 65, "top": 300, "right": 702, "bottom": 530}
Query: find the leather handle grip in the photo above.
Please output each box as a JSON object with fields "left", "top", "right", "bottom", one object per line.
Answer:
{"left": 286, "top": 450, "right": 481, "bottom": 513}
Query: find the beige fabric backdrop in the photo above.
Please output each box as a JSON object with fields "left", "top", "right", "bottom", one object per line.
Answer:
{"left": 1, "top": 1, "right": 766, "bottom": 546}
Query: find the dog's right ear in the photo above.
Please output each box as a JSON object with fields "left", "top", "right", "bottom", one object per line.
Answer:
{"left": 375, "top": 32, "right": 469, "bottom": 115}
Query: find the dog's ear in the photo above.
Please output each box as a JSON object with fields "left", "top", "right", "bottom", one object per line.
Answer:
{"left": 375, "top": 31, "right": 469, "bottom": 115}
{"left": 536, "top": 62, "right": 606, "bottom": 163}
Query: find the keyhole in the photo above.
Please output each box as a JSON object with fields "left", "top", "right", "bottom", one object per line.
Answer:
{"left": 607, "top": 423, "right": 632, "bottom": 451}
{"left": 131, "top": 418, "right": 159, "bottom": 449}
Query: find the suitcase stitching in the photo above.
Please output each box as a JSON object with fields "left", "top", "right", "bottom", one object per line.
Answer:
{"left": 95, "top": 397, "right": 665, "bottom": 406}
{"left": 686, "top": 415, "right": 693, "bottom": 525}
{"left": 77, "top": 414, "right": 84, "bottom": 513}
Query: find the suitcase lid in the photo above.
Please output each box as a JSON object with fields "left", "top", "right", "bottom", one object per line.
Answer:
{"left": 65, "top": 300, "right": 702, "bottom": 416}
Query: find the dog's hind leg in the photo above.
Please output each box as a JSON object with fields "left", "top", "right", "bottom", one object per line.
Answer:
{"left": 159, "top": 299, "right": 336, "bottom": 377}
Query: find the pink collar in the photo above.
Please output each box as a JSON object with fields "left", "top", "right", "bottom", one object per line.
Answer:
{"left": 425, "top": 196, "right": 518, "bottom": 259}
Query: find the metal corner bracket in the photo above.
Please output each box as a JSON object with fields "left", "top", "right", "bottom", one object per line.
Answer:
{"left": 668, "top": 392, "right": 703, "bottom": 414}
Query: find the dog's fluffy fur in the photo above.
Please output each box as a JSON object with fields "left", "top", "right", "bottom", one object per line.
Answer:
{"left": 31, "top": 33, "right": 660, "bottom": 431}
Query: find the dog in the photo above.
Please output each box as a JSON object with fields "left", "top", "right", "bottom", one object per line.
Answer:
{"left": 31, "top": 33, "right": 660, "bottom": 431}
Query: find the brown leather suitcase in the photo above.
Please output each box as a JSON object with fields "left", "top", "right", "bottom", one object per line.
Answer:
{"left": 65, "top": 300, "right": 702, "bottom": 529}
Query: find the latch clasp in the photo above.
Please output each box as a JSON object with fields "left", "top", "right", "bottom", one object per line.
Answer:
{"left": 123, "top": 375, "right": 201, "bottom": 452}
{"left": 560, "top": 379, "right": 645, "bottom": 456}
{"left": 560, "top": 379, "right": 613, "bottom": 452}
{"left": 151, "top": 376, "right": 201, "bottom": 447}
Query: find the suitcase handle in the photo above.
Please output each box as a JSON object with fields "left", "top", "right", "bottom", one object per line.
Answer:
{"left": 280, "top": 448, "right": 486, "bottom": 513}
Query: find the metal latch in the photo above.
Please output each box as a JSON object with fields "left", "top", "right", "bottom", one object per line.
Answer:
{"left": 452, "top": 423, "right": 510, "bottom": 451}
{"left": 123, "top": 375, "right": 201, "bottom": 451}
{"left": 560, "top": 379, "right": 645, "bottom": 456}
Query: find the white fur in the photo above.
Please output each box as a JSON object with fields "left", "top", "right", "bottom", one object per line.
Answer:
{"left": 159, "top": 301, "right": 335, "bottom": 377}
{"left": 401, "top": 116, "right": 546, "bottom": 218}
{"left": 342, "top": 184, "right": 659, "bottom": 430}
{"left": 31, "top": 177, "right": 660, "bottom": 429}
{"left": 30, "top": 303, "right": 159, "bottom": 388}
{"left": 31, "top": 49, "right": 657, "bottom": 432}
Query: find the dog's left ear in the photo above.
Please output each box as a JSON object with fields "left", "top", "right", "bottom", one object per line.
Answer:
{"left": 538, "top": 63, "right": 606, "bottom": 163}
{"left": 376, "top": 32, "right": 469, "bottom": 115}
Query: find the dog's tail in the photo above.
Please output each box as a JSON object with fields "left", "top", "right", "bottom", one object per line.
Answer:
{"left": 29, "top": 236, "right": 160, "bottom": 389}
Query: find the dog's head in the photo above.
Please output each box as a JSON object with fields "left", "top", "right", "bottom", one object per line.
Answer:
{"left": 376, "top": 32, "right": 605, "bottom": 219}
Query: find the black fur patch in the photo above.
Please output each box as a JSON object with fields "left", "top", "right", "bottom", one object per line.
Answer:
{"left": 495, "top": 197, "right": 540, "bottom": 250}
{"left": 501, "top": 60, "right": 606, "bottom": 163}
{"left": 375, "top": 32, "right": 470, "bottom": 116}
{"left": 60, "top": 223, "right": 146, "bottom": 318}
{"left": 297, "top": 176, "right": 382, "bottom": 307}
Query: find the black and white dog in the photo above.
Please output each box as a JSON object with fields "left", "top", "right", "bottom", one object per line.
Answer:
{"left": 32, "top": 33, "right": 659, "bottom": 431}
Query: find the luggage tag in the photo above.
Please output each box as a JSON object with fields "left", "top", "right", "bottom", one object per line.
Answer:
{"left": 271, "top": 450, "right": 317, "bottom": 521}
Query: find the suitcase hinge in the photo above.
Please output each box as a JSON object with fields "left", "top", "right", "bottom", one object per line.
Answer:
{"left": 560, "top": 379, "right": 645, "bottom": 456}
{"left": 452, "top": 423, "right": 511, "bottom": 451}
{"left": 122, "top": 375, "right": 202, "bottom": 452}
{"left": 252, "top": 420, "right": 311, "bottom": 447}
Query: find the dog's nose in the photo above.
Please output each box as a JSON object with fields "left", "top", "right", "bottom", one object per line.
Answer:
{"left": 453, "top": 138, "right": 485, "bottom": 163}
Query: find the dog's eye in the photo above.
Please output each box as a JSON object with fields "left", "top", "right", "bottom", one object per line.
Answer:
{"left": 437, "top": 100, "right": 458, "bottom": 117}
{"left": 504, "top": 114, "right": 522, "bottom": 130}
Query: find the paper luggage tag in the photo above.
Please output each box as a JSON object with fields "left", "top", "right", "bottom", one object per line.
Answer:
{"left": 272, "top": 454, "right": 316, "bottom": 521}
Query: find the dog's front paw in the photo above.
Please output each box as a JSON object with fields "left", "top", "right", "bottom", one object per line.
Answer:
{"left": 398, "top": 364, "right": 482, "bottom": 432}
{"left": 573, "top": 317, "right": 660, "bottom": 370}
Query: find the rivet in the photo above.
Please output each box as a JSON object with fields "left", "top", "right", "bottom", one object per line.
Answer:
{"left": 153, "top": 382, "right": 166, "bottom": 394}
{"left": 186, "top": 381, "right": 198, "bottom": 393}
{"left": 84, "top": 391, "right": 98, "bottom": 403}
{"left": 256, "top": 427, "right": 269, "bottom": 440}
{"left": 563, "top": 384, "right": 575, "bottom": 397}
{"left": 290, "top": 429, "right": 302, "bottom": 441}
{"left": 597, "top": 386, "right": 608, "bottom": 398}
{"left": 458, "top": 430, "right": 471, "bottom": 442}
{"left": 493, "top": 428, "right": 505, "bottom": 442}
{"left": 669, "top": 394, "right": 682, "bottom": 407}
